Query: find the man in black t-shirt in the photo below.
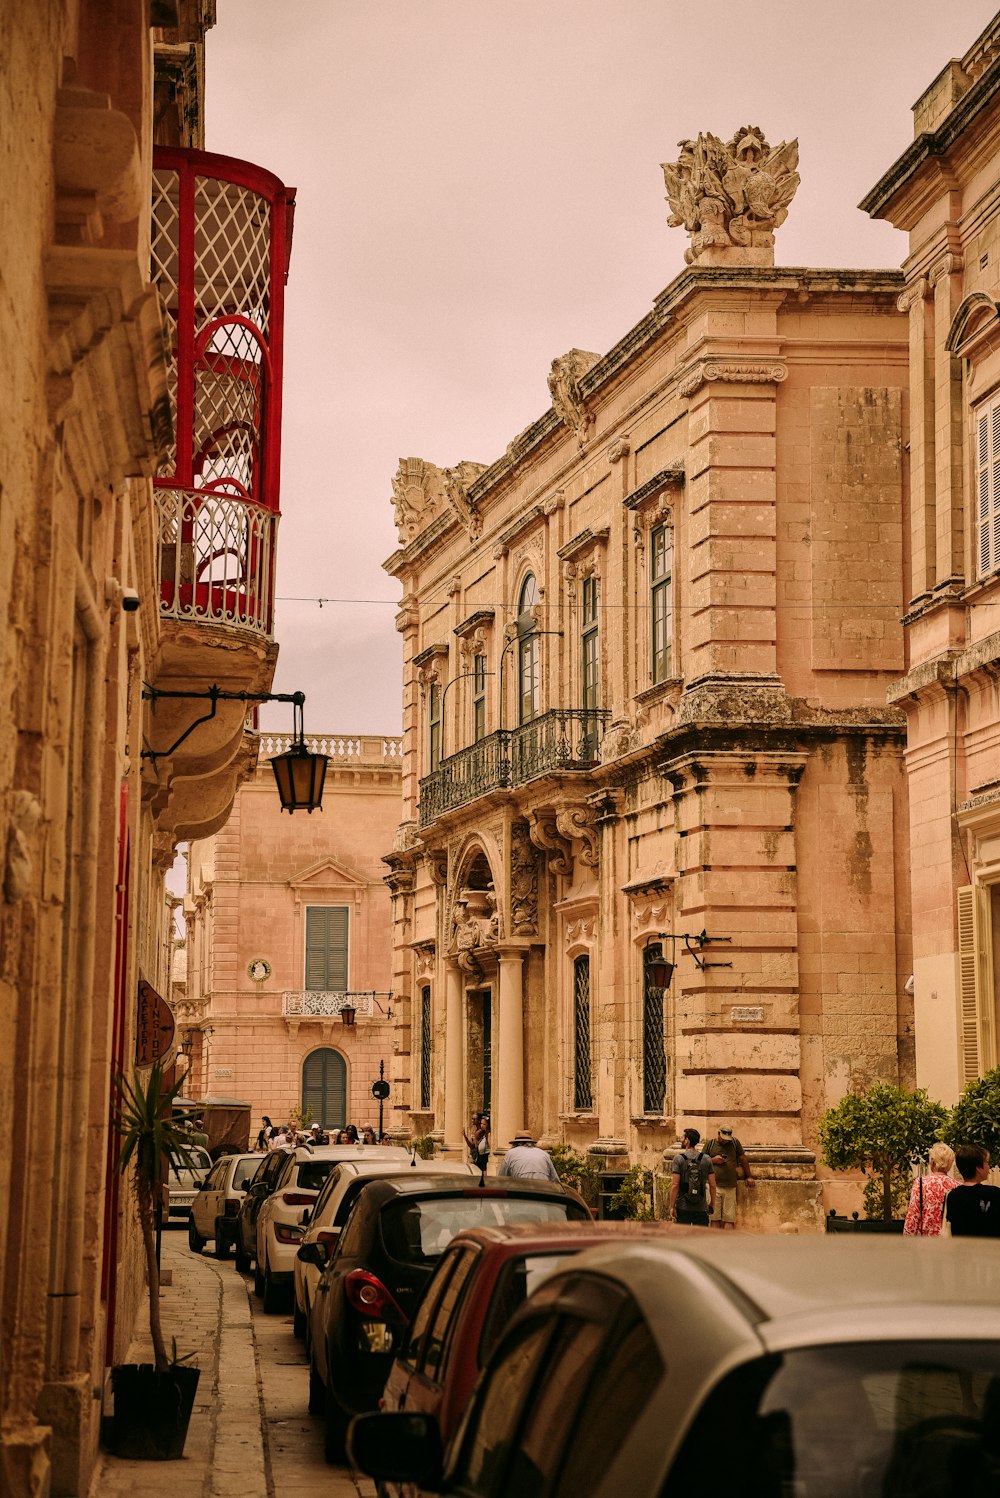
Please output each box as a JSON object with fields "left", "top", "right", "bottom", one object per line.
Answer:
{"left": 944, "top": 1145, "right": 1000, "bottom": 1237}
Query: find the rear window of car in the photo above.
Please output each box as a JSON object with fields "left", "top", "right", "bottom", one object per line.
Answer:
{"left": 662, "top": 1341, "right": 1000, "bottom": 1498}
{"left": 168, "top": 1147, "right": 211, "bottom": 1176}
{"left": 380, "top": 1197, "right": 582, "bottom": 1264}
{"left": 296, "top": 1160, "right": 336, "bottom": 1192}
{"left": 478, "top": 1253, "right": 569, "bottom": 1365}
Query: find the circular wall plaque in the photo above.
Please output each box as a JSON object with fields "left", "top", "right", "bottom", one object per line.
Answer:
{"left": 248, "top": 958, "right": 272, "bottom": 983}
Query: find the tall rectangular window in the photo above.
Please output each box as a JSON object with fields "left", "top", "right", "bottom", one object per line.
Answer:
{"left": 642, "top": 943, "right": 666, "bottom": 1113}
{"left": 976, "top": 399, "right": 1000, "bottom": 578}
{"left": 573, "top": 956, "right": 593, "bottom": 1111}
{"left": 429, "top": 681, "right": 442, "bottom": 771}
{"left": 305, "top": 906, "right": 349, "bottom": 990}
{"left": 581, "top": 577, "right": 599, "bottom": 712}
{"left": 419, "top": 986, "right": 432, "bottom": 1110}
{"left": 472, "top": 653, "right": 487, "bottom": 742}
{"left": 650, "top": 523, "right": 672, "bottom": 683}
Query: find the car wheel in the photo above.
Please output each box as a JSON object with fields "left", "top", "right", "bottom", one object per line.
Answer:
{"left": 307, "top": 1359, "right": 326, "bottom": 1416}
{"left": 213, "top": 1220, "right": 231, "bottom": 1259}
{"left": 234, "top": 1237, "right": 251, "bottom": 1274}
{"left": 323, "top": 1380, "right": 348, "bottom": 1464}
{"left": 292, "top": 1299, "right": 306, "bottom": 1339}
{"left": 188, "top": 1219, "right": 204, "bottom": 1254}
{"left": 253, "top": 1259, "right": 264, "bottom": 1297}
{"left": 262, "top": 1258, "right": 283, "bottom": 1314}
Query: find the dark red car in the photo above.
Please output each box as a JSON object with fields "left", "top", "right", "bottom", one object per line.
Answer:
{"left": 378, "top": 1219, "right": 689, "bottom": 1495}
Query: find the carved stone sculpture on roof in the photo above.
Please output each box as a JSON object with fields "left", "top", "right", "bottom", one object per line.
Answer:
{"left": 443, "top": 460, "right": 488, "bottom": 539}
{"left": 547, "top": 349, "right": 599, "bottom": 442}
{"left": 661, "top": 125, "right": 799, "bottom": 267}
{"left": 391, "top": 457, "right": 447, "bottom": 544}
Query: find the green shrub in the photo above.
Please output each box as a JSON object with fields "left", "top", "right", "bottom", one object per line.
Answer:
{"left": 546, "top": 1143, "right": 600, "bottom": 1206}
{"left": 411, "top": 1134, "right": 436, "bottom": 1160}
{"left": 818, "top": 1081, "right": 946, "bottom": 1221}
{"left": 607, "top": 1165, "right": 654, "bottom": 1221}
{"left": 944, "top": 1067, "right": 1000, "bottom": 1161}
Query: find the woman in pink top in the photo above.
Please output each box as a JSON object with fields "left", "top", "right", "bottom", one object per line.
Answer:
{"left": 903, "top": 1142, "right": 956, "bottom": 1235}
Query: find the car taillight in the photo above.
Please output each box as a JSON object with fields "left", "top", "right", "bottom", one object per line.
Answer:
{"left": 274, "top": 1223, "right": 304, "bottom": 1244}
{"left": 281, "top": 1192, "right": 316, "bottom": 1206}
{"left": 317, "top": 1230, "right": 339, "bottom": 1252}
{"left": 344, "top": 1269, "right": 408, "bottom": 1324}
{"left": 224, "top": 1200, "right": 240, "bottom": 1216}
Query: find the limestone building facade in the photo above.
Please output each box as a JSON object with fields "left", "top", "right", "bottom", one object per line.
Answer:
{"left": 863, "top": 13, "right": 1000, "bottom": 1105}
{"left": 383, "top": 129, "right": 913, "bottom": 1227}
{"left": 0, "top": 5, "right": 299, "bottom": 1492}
{"left": 180, "top": 735, "right": 404, "bottom": 1132}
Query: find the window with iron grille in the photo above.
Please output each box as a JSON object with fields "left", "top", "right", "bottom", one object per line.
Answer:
{"left": 642, "top": 944, "right": 667, "bottom": 1113}
{"left": 573, "top": 956, "right": 593, "bottom": 1111}
{"left": 429, "top": 681, "right": 442, "bottom": 771}
{"left": 473, "top": 653, "right": 487, "bottom": 742}
{"left": 651, "top": 524, "right": 673, "bottom": 683}
{"left": 518, "top": 574, "right": 540, "bottom": 724}
{"left": 305, "top": 906, "right": 349, "bottom": 990}
{"left": 581, "top": 577, "right": 599, "bottom": 712}
{"left": 975, "top": 398, "right": 1000, "bottom": 578}
{"left": 419, "top": 986, "right": 432, "bottom": 1111}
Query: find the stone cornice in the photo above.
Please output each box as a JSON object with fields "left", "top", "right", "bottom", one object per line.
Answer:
{"left": 412, "top": 642, "right": 449, "bottom": 668}
{"left": 556, "top": 526, "right": 610, "bottom": 563}
{"left": 492, "top": 504, "right": 544, "bottom": 557}
{"left": 623, "top": 464, "right": 685, "bottom": 511}
{"left": 453, "top": 608, "right": 495, "bottom": 638}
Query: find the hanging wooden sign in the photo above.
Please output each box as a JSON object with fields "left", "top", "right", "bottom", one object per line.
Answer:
{"left": 136, "top": 978, "right": 175, "bottom": 1066}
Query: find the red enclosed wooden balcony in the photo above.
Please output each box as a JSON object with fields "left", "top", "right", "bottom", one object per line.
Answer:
{"left": 150, "top": 149, "right": 295, "bottom": 638}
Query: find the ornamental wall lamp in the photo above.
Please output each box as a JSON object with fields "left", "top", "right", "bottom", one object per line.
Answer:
{"left": 141, "top": 684, "right": 328, "bottom": 813}
{"left": 644, "top": 928, "right": 733, "bottom": 984}
{"left": 340, "top": 1004, "right": 357, "bottom": 1028}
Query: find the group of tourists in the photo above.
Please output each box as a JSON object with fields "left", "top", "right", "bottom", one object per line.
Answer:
{"left": 254, "top": 1116, "right": 390, "bottom": 1151}
{"left": 669, "top": 1126, "right": 755, "bottom": 1227}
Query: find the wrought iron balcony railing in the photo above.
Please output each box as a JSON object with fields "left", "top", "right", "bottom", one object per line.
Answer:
{"left": 151, "top": 148, "right": 295, "bottom": 638}
{"left": 282, "top": 991, "right": 382, "bottom": 1019}
{"left": 418, "top": 707, "right": 609, "bottom": 827}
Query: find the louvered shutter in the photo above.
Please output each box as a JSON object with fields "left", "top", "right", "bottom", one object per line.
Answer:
{"left": 975, "top": 402, "right": 1000, "bottom": 577}
{"left": 304, "top": 906, "right": 349, "bottom": 990}
{"left": 301, "top": 1048, "right": 346, "bottom": 1130}
{"left": 957, "top": 886, "right": 997, "bottom": 1083}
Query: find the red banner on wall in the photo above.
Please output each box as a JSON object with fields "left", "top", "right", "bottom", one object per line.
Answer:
{"left": 136, "top": 978, "right": 175, "bottom": 1066}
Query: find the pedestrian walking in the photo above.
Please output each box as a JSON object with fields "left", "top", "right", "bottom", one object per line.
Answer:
{"left": 903, "top": 1142, "right": 955, "bottom": 1236}
{"left": 255, "top": 1115, "right": 274, "bottom": 1151}
{"left": 705, "top": 1124, "right": 754, "bottom": 1229}
{"left": 498, "top": 1131, "right": 559, "bottom": 1182}
{"left": 943, "top": 1145, "right": 1000, "bottom": 1237}
{"left": 463, "top": 1112, "right": 491, "bottom": 1166}
{"left": 669, "top": 1127, "right": 716, "bottom": 1226}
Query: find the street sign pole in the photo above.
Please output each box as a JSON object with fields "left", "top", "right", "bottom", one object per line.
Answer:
{"left": 371, "top": 1059, "right": 390, "bottom": 1139}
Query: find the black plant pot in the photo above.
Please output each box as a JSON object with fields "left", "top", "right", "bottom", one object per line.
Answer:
{"left": 825, "top": 1212, "right": 905, "bottom": 1234}
{"left": 108, "top": 1363, "right": 200, "bottom": 1459}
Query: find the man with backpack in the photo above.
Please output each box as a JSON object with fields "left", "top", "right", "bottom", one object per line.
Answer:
{"left": 668, "top": 1127, "right": 716, "bottom": 1226}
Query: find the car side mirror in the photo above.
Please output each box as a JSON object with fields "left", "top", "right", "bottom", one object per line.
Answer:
{"left": 296, "top": 1241, "right": 327, "bottom": 1267}
{"left": 346, "top": 1412, "right": 444, "bottom": 1489}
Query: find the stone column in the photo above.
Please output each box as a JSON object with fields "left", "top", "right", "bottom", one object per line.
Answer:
{"left": 494, "top": 949, "right": 524, "bottom": 1150}
{"left": 442, "top": 961, "right": 464, "bottom": 1151}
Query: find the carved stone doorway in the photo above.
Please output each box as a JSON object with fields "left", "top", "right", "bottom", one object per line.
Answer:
{"left": 467, "top": 987, "right": 492, "bottom": 1122}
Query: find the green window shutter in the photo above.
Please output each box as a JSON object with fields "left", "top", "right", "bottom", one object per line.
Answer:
{"left": 305, "top": 906, "right": 349, "bottom": 990}
{"left": 956, "top": 886, "right": 997, "bottom": 1082}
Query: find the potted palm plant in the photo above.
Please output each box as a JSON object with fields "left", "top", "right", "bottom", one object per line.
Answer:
{"left": 108, "top": 1060, "right": 202, "bottom": 1459}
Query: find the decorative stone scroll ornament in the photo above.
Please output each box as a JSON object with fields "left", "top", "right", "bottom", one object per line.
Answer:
{"left": 548, "top": 350, "right": 600, "bottom": 442}
{"left": 443, "top": 460, "right": 488, "bottom": 539}
{"left": 510, "top": 821, "right": 539, "bottom": 935}
{"left": 555, "top": 805, "right": 599, "bottom": 868}
{"left": 391, "top": 457, "right": 487, "bottom": 544}
{"left": 528, "top": 808, "right": 574, "bottom": 877}
{"left": 678, "top": 359, "right": 787, "bottom": 399}
{"left": 661, "top": 125, "right": 799, "bottom": 266}
{"left": 896, "top": 278, "right": 929, "bottom": 315}
{"left": 425, "top": 848, "right": 449, "bottom": 888}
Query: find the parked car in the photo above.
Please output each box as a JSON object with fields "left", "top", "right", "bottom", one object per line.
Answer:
{"left": 306, "top": 1174, "right": 590, "bottom": 1463}
{"left": 253, "top": 1145, "right": 403, "bottom": 1311}
{"left": 233, "top": 1147, "right": 291, "bottom": 1271}
{"left": 187, "top": 1151, "right": 258, "bottom": 1258}
{"left": 379, "top": 1220, "right": 690, "bottom": 1494}
{"left": 292, "top": 1156, "right": 475, "bottom": 1344}
{"left": 164, "top": 1143, "right": 213, "bottom": 1222}
{"left": 349, "top": 1235, "right": 1000, "bottom": 1498}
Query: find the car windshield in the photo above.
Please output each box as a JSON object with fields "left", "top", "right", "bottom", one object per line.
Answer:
{"left": 478, "top": 1253, "right": 569, "bottom": 1365}
{"left": 232, "top": 1159, "right": 256, "bottom": 1191}
{"left": 662, "top": 1341, "right": 1000, "bottom": 1498}
{"left": 296, "top": 1160, "right": 336, "bottom": 1192}
{"left": 168, "top": 1147, "right": 211, "bottom": 1177}
{"left": 381, "top": 1198, "right": 580, "bottom": 1264}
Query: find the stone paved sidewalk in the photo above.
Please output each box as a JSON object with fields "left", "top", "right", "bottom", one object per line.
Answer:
{"left": 90, "top": 1231, "right": 372, "bottom": 1498}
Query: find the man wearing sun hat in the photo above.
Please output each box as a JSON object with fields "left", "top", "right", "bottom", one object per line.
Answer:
{"left": 498, "top": 1130, "right": 560, "bottom": 1182}
{"left": 705, "top": 1125, "right": 755, "bottom": 1229}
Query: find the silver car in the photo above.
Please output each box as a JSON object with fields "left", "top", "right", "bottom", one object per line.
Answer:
{"left": 349, "top": 1235, "right": 1000, "bottom": 1497}
{"left": 164, "top": 1144, "right": 213, "bottom": 1222}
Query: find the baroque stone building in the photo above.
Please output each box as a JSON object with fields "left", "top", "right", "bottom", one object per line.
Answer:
{"left": 180, "top": 733, "right": 403, "bottom": 1132}
{"left": 863, "top": 12, "right": 1000, "bottom": 1105}
{"left": 0, "top": 4, "right": 298, "bottom": 1492}
{"left": 383, "top": 126, "right": 913, "bottom": 1228}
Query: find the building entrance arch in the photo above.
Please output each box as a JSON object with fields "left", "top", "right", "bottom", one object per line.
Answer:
{"left": 301, "top": 1047, "right": 346, "bottom": 1130}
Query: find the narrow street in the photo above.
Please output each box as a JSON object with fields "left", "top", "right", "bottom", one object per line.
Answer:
{"left": 92, "top": 1229, "right": 374, "bottom": 1498}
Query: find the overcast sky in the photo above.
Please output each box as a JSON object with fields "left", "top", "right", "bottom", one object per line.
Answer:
{"left": 205, "top": 0, "right": 999, "bottom": 736}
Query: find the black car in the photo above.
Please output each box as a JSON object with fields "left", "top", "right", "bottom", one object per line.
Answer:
{"left": 303, "top": 1173, "right": 590, "bottom": 1463}
{"left": 232, "top": 1147, "right": 289, "bottom": 1271}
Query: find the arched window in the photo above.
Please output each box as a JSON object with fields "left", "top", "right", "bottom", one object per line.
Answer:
{"left": 301, "top": 1048, "right": 347, "bottom": 1130}
{"left": 517, "top": 573, "right": 540, "bottom": 724}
